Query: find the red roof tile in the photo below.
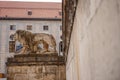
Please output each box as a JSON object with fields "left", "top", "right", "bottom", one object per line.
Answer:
{"left": 0, "top": 1, "right": 62, "bottom": 19}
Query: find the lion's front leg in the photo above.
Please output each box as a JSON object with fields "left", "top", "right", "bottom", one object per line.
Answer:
{"left": 40, "top": 40, "right": 49, "bottom": 53}
{"left": 31, "top": 41, "right": 39, "bottom": 53}
{"left": 33, "top": 45, "right": 38, "bottom": 53}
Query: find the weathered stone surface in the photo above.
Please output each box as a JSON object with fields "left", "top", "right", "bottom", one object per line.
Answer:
{"left": 11, "top": 30, "right": 57, "bottom": 54}
{"left": 7, "top": 53, "right": 65, "bottom": 80}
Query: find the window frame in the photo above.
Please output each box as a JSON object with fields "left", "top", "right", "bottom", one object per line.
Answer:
{"left": 9, "top": 41, "right": 15, "bottom": 53}
{"left": 43, "top": 25, "right": 49, "bottom": 31}
{"left": 59, "top": 11, "right": 62, "bottom": 16}
{"left": 27, "top": 25, "right": 32, "bottom": 30}
{"left": 10, "top": 25, "right": 16, "bottom": 30}
{"left": 28, "top": 10, "right": 32, "bottom": 15}
{"left": 60, "top": 25, "right": 62, "bottom": 30}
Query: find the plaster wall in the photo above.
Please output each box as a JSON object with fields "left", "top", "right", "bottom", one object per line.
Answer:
{"left": 66, "top": 0, "right": 120, "bottom": 80}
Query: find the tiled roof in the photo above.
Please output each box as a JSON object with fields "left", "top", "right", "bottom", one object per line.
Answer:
{"left": 0, "top": 1, "right": 62, "bottom": 19}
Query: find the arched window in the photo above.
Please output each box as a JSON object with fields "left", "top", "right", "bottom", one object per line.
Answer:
{"left": 59, "top": 41, "right": 63, "bottom": 56}
{"left": 9, "top": 41, "right": 15, "bottom": 53}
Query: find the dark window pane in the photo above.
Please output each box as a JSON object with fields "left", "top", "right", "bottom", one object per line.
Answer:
{"left": 59, "top": 11, "right": 62, "bottom": 16}
{"left": 9, "top": 41, "right": 15, "bottom": 53}
{"left": 43, "top": 25, "right": 48, "bottom": 30}
{"left": 60, "top": 25, "right": 62, "bottom": 30}
{"left": 59, "top": 41, "right": 63, "bottom": 52}
{"left": 28, "top": 10, "right": 32, "bottom": 15}
{"left": 10, "top": 25, "right": 16, "bottom": 30}
{"left": 27, "top": 25, "right": 32, "bottom": 30}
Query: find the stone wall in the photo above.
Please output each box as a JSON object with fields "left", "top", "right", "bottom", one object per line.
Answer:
{"left": 7, "top": 65, "right": 65, "bottom": 80}
{"left": 6, "top": 54, "right": 65, "bottom": 80}
{"left": 66, "top": 0, "right": 120, "bottom": 80}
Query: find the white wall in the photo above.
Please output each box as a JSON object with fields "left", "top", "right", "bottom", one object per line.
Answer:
{"left": 0, "top": 78, "right": 7, "bottom": 80}
{"left": 66, "top": 0, "right": 120, "bottom": 80}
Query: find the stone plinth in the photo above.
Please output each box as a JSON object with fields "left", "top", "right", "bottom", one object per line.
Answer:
{"left": 6, "top": 53, "right": 66, "bottom": 80}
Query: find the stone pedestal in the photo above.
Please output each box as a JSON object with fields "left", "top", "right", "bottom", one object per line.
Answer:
{"left": 6, "top": 53, "right": 66, "bottom": 80}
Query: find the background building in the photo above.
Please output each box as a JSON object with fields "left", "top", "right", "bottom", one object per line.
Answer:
{"left": 0, "top": 1, "right": 62, "bottom": 74}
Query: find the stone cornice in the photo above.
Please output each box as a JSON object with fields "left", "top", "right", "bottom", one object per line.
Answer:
{"left": 62, "top": 0, "right": 78, "bottom": 62}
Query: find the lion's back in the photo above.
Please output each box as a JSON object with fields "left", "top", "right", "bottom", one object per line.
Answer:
{"left": 33, "top": 33, "right": 56, "bottom": 46}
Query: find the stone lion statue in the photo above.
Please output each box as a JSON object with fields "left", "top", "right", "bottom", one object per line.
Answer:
{"left": 10, "top": 30, "right": 57, "bottom": 54}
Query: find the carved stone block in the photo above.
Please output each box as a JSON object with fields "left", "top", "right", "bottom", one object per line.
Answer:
{"left": 7, "top": 54, "right": 66, "bottom": 80}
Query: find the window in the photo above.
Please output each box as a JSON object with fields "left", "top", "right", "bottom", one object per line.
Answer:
{"left": 10, "top": 25, "right": 16, "bottom": 30}
{"left": 59, "top": 11, "right": 62, "bottom": 16}
{"left": 9, "top": 41, "right": 15, "bottom": 53}
{"left": 28, "top": 10, "right": 32, "bottom": 15}
{"left": 60, "top": 25, "right": 62, "bottom": 30}
{"left": 27, "top": 25, "right": 32, "bottom": 30}
{"left": 55, "top": 16, "right": 57, "bottom": 18}
{"left": 59, "top": 41, "right": 63, "bottom": 52}
{"left": 43, "top": 25, "right": 48, "bottom": 30}
{"left": 59, "top": 41, "right": 63, "bottom": 56}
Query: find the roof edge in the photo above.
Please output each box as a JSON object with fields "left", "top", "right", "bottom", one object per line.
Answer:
{"left": 0, "top": 17, "right": 62, "bottom": 21}
{"left": 0, "top": 1, "right": 61, "bottom": 3}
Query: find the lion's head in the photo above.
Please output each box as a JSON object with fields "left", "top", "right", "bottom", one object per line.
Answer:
{"left": 11, "top": 30, "right": 32, "bottom": 41}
